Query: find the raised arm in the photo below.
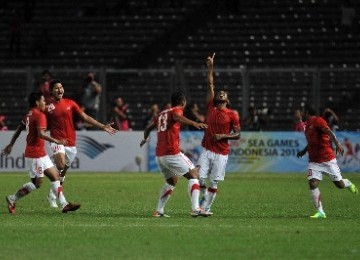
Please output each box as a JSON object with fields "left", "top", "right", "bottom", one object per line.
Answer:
{"left": 206, "top": 53, "right": 215, "bottom": 103}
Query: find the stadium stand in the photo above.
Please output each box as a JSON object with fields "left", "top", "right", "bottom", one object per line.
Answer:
{"left": 0, "top": 0, "right": 359, "bottom": 130}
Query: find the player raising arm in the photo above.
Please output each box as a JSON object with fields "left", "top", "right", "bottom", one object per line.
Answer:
{"left": 140, "top": 90, "right": 209, "bottom": 217}
{"left": 2, "top": 92, "right": 80, "bottom": 214}
{"left": 297, "top": 104, "right": 358, "bottom": 219}
{"left": 198, "top": 53, "right": 241, "bottom": 215}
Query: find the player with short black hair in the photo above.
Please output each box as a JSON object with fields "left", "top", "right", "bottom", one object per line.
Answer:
{"left": 140, "top": 90, "right": 209, "bottom": 217}
{"left": 297, "top": 104, "right": 358, "bottom": 219}
{"left": 45, "top": 79, "right": 117, "bottom": 207}
{"left": 2, "top": 92, "right": 80, "bottom": 214}
{"left": 198, "top": 53, "right": 241, "bottom": 215}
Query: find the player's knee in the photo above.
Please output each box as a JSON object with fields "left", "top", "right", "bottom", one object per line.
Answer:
{"left": 210, "top": 180, "right": 218, "bottom": 189}
{"left": 33, "top": 178, "right": 43, "bottom": 188}
{"left": 308, "top": 179, "right": 319, "bottom": 189}
{"left": 334, "top": 180, "right": 345, "bottom": 189}
{"left": 55, "top": 161, "right": 66, "bottom": 171}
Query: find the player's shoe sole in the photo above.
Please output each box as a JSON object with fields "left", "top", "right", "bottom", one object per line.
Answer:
{"left": 191, "top": 209, "right": 210, "bottom": 217}
{"left": 5, "top": 196, "right": 16, "bottom": 214}
{"left": 310, "top": 212, "right": 326, "bottom": 219}
{"left": 152, "top": 211, "right": 170, "bottom": 218}
{"left": 62, "top": 203, "right": 81, "bottom": 213}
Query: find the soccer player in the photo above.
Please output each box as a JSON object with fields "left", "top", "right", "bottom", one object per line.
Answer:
{"left": 198, "top": 53, "right": 241, "bottom": 215}
{"left": 2, "top": 92, "right": 80, "bottom": 214}
{"left": 45, "top": 79, "right": 117, "bottom": 207}
{"left": 140, "top": 90, "right": 209, "bottom": 217}
{"left": 297, "top": 104, "right": 358, "bottom": 219}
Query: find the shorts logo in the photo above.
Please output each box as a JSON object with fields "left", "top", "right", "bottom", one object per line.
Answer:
{"left": 77, "top": 135, "right": 114, "bottom": 159}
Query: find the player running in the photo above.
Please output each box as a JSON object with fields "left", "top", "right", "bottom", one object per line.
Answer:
{"left": 2, "top": 92, "right": 80, "bottom": 214}
{"left": 45, "top": 79, "right": 117, "bottom": 208}
{"left": 140, "top": 90, "right": 209, "bottom": 217}
{"left": 297, "top": 104, "right": 358, "bottom": 219}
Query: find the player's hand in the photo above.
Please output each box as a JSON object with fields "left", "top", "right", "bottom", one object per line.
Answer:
{"left": 103, "top": 122, "right": 118, "bottom": 135}
{"left": 335, "top": 143, "right": 344, "bottom": 156}
{"left": 206, "top": 53, "right": 215, "bottom": 68}
{"left": 212, "top": 134, "right": 224, "bottom": 141}
{"left": 57, "top": 139, "right": 68, "bottom": 146}
{"left": 1, "top": 144, "right": 13, "bottom": 155}
{"left": 140, "top": 138, "right": 147, "bottom": 148}
{"left": 193, "top": 122, "right": 208, "bottom": 130}
{"left": 297, "top": 150, "right": 306, "bottom": 158}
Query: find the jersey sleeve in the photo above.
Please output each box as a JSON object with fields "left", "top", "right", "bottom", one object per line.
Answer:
{"left": 70, "top": 99, "right": 83, "bottom": 115}
{"left": 172, "top": 107, "right": 183, "bottom": 117}
{"left": 37, "top": 112, "right": 47, "bottom": 130}
{"left": 315, "top": 117, "right": 330, "bottom": 130}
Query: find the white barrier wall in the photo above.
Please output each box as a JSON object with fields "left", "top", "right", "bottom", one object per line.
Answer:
{"left": 0, "top": 131, "right": 147, "bottom": 172}
{"left": 2, "top": 131, "right": 359, "bottom": 173}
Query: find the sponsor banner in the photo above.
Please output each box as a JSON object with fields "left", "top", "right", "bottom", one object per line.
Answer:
{"left": 148, "top": 131, "right": 360, "bottom": 173}
{"left": 0, "top": 131, "right": 147, "bottom": 172}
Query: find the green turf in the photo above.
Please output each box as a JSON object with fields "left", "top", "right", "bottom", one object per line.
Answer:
{"left": 1, "top": 172, "right": 359, "bottom": 259}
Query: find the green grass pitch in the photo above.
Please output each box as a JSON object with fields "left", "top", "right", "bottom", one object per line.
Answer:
{"left": 1, "top": 172, "right": 359, "bottom": 259}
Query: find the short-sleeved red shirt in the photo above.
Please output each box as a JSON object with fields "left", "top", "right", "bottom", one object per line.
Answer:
{"left": 305, "top": 116, "right": 335, "bottom": 163}
{"left": 45, "top": 98, "right": 83, "bottom": 146}
{"left": 154, "top": 107, "right": 182, "bottom": 156}
{"left": 202, "top": 101, "right": 240, "bottom": 155}
{"left": 23, "top": 108, "right": 47, "bottom": 158}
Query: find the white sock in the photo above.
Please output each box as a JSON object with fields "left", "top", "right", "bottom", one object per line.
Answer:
{"left": 51, "top": 181, "right": 68, "bottom": 208}
{"left": 199, "top": 178, "right": 207, "bottom": 198}
{"left": 14, "top": 182, "right": 37, "bottom": 201}
{"left": 204, "top": 186, "right": 218, "bottom": 211}
{"left": 342, "top": 179, "right": 352, "bottom": 188}
{"left": 188, "top": 179, "right": 200, "bottom": 211}
{"left": 310, "top": 188, "right": 324, "bottom": 214}
{"left": 156, "top": 183, "right": 175, "bottom": 214}
{"left": 48, "top": 187, "right": 57, "bottom": 200}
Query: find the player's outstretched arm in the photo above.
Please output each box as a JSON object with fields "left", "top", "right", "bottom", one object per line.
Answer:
{"left": 1, "top": 123, "right": 25, "bottom": 155}
{"left": 206, "top": 53, "right": 215, "bottom": 103}
{"left": 173, "top": 113, "right": 207, "bottom": 130}
{"left": 140, "top": 122, "right": 155, "bottom": 147}
{"left": 81, "top": 113, "right": 117, "bottom": 135}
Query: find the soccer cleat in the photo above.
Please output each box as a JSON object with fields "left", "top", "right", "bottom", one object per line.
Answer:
{"left": 5, "top": 196, "right": 16, "bottom": 214}
{"left": 204, "top": 209, "right": 214, "bottom": 216}
{"left": 47, "top": 194, "right": 58, "bottom": 208}
{"left": 191, "top": 209, "right": 211, "bottom": 217}
{"left": 152, "top": 211, "right": 170, "bottom": 218}
{"left": 349, "top": 184, "right": 358, "bottom": 194}
{"left": 62, "top": 203, "right": 81, "bottom": 213}
{"left": 310, "top": 212, "right": 327, "bottom": 219}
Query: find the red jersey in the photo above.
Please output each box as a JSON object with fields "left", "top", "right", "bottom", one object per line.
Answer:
{"left": 202, "top": 101, "right": 240, "bottom": 155}
{"left": 45, "top": 98, "right": 83, "bottom": 146}
{"left": 154, "top": 107, "right": 182, "bottom": 156}
{"left": 305, "top": 116, "right": 335, "bottom": 163}
{"left": 294, "top": 121, "right": 306, "bottom": 132}
{"left": 23, "top": 108, "right": 47, "bottom": 158}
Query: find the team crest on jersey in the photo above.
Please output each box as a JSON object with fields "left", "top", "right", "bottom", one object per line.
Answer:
{"left": 47, "top": 103, "right": 55, "bottom": 113}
